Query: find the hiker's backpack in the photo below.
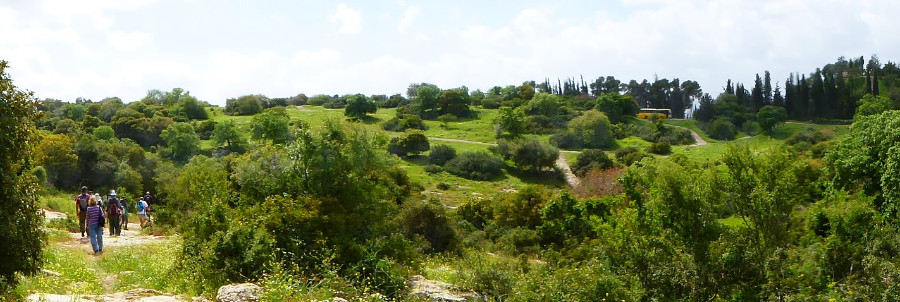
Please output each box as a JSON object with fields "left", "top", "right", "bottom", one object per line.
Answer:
{"left": 77, "top": 193, "right": 89, "bottom": 211}
{"left": 107, "top": 198, "right": 120, "bottom": 216}
{"left": 137, "top": 200, "right": 145, "bottom": 212}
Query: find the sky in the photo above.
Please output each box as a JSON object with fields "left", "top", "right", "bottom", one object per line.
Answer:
{"left": 1, "top": 0, "right": 897, "bottom": 106}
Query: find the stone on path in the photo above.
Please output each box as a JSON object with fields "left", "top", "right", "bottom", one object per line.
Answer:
{"left": 216, "top": 283, "right": 263, "bottom": 302}
{"left": 408, "top": 275, "right": 481, "bottom": 302}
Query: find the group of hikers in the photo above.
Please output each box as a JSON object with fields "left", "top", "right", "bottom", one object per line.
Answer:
{"left": 74, "top": 186, "right": 153, "bottom": 255}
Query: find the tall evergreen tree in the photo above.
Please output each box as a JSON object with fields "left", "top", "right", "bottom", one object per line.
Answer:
{"left": 809, "top": 70, "right": 824, "bottom": 119}
{"left": 763, "top": 71, "right": 773, "bottom": 105}
{"left": 752, "top": 74, "right": 764, "bottom": 111}
{"left": 773, "top": 83, "right": 785, "bottom": 108}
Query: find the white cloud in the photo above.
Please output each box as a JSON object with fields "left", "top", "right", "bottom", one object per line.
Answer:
{"left": 330, "top": 3, "right": 362, "bottom": 34}
{"left": 107, "top": 31, "right": 152, "bottom": 51}
{"left": 398, "top": 6, "right": 420, "bottom": 33}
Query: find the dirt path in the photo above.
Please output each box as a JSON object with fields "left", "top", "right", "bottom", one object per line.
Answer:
{"left": 670, "top": 126, "right": 708, "bottom": 146}
{"left": 29, "top": 210, "right": 187, "bottom": 302}
{"left": 60, "top": 220, "right": 168, "bottom": 252}
{"left": 555, "top": 154, "right": 580, "bottom": 187}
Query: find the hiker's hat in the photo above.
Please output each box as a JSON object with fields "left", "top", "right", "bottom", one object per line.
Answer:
{"left": 109, "top": 190, "right": 117, "bottom": 196}
{"left": 81, "top": 186, "right": 88, "bottom": 191}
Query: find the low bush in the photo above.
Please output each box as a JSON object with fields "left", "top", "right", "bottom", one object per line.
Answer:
{"left": 706, "top": 118, "right": 737, "bottom": 140}
{"left": 445, "top": 151, "right": 504, "bottom": 181}
{"left": 497, "top": 137, "right": 559, "bottom": 172}
{"left": 429, "top": 145, "right": 457, "bottom": 165}
{"left": 646, "top": 142, "right": 671, "bottom": 155}
{"left": 549, "top": 132, "right": 583, "bottom": 149}
{"left": 614, "top": 147, "right": 648, "bottom": 166}
{"left": 424, "top": 165, "right": 444, "bottom": 174}
{"left": 572, "top": 149, "right": 613, "bottom": 176}
{"left": 397, "top": 200, "right": 458, "bottom": 253}
{"left": 785, "top": 129, "right": 835, "bottom": 146}
{"left": 382, "top": 114, "right": 428, "bottom": 132}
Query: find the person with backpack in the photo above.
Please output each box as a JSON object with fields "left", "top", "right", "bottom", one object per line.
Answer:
{"left": 107, "top": 190, "right": 123, "bottom": 236}
{"left": 143, "top": 191, "right": 154, "bottom": 206}
{"left": 86, "top": 195, "right": 105, "bottom": 254}
{"left": 137, "top": 196, "right": 149, "bottom": 228}
{"left": 75, "top": 186, "right": 90, "bottom": 237}
{"left": 120, "top": 195, "right": 129, "bottom": 231}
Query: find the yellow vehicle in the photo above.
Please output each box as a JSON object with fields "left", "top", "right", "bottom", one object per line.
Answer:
{"left": 637, "top": 108, "right": 671, "bottom": 119}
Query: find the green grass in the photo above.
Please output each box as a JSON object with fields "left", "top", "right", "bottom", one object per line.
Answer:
{"left": 40, "top": 193, "right": 76, "bottom": 217}
{"left": 16, "top": 246, "right": 104, "bottom": 296}
{"left": 718, "top": 215, "right": 747, "bottom": 228}
{"left": 17, "top": 239, "right": 189, "bottom": 298}
{"left": 770, "top": 121, "right": 850, "bottom": 140}
{"left": 662, "top": 119, "right": 716, "bottom": 142}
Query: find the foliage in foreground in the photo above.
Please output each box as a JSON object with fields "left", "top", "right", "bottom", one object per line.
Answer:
{"left": 0, "top": 60, "right": 44, "bottom": 294}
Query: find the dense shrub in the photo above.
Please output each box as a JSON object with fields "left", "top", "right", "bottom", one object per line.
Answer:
{"left": 424, "top": 165, "right": 443, "bottom": 174}
{"left": 496, "top": 137, "right": 559, "bottom": 172}
{"left": 549, "top": 132, "right": 583, "bottom": 149}
{"left": 397, "top": 200, "right": 458, "bottom": 253}
{"left": 445, "top": 151, "right": 504, "bottom": 181}
{"left": 614, "top": 147, "right": 648, "bottom": 166}
{"left": 382, "top": 114, "right": 428, "bottom": 132}
{"left": 646, "top": 142, "right": 671, "bottom": 155}
{"left": 224, "top": 95, "right": 264, "bottom": 116}
{"left": 493, "top": 185, "right": 553, "bottom": 229}
{"left": 428, "top": 144, "right": 457, "bottom": 165}
{"left": 785, "top": 129, "right": 834, "bottom": 146}
{"left": 572, "top": 149, "right": 613, "bottom": 176}
{"left": 706, "top": 118, "right": 737, "bottom": 140}
{"left": 388, "top": 130, "right": 430, "bottom": 157}
{"left": 569, "top": 110, "right": 615, "bottom": 148}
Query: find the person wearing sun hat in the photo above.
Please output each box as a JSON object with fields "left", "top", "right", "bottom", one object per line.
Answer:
{"left": 107, "top": 190, "right": 123, "bottom": 236}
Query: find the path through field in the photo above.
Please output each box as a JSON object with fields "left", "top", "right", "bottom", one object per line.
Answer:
{"left": 27, "top": 211, "right": 194, "bottom": 302}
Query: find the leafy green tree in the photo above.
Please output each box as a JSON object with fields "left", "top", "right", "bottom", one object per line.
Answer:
{"left": 724, "top": 145, "right": 807, "bottom": 251}
{"left": 0, "top": 60, "right": 44, "bottom": 291}
{"left": 225, "top": 94, "right": 264, "bottom": 116}
{"left": 161, "top": 122, "right": 201, "bottom": 161}
{"left": 412, "top": 83, "right": 441, "bottom": 118}
{"left": 98, "top": 97, "right": 124, "bottom": 122}
{"left": 92, "top": 125, "right": 116, "bottom": 141}
{"left": 595, "top": 93, "right": 639, "bottom": 123}
{"left": 854, "top": 93, "right": 892, "bottom": 120}
{"left": 827, "top": 110, "right": 900, "bottom": 216}
{"left": 250, "top": 108, "right": 291, "bottom": 144}
{"left": 437, "top": 88, "right": 471, "bottom": 117}
{"left": 35, "top": 133, "right": 79, "bottom": 189}
{"left": 757, "top": 105, "right": 788, "bottom": 133}
{"left": 522, "top": 92, "right": 561, "bottom": 116}
{"left": 388, "top": 130, "right": 430, "bottom": 157}
{"left": 570, "top": 110, "right": 614, "bottom": 148}
{"left": 344, "top": 94, "right": 377, "bottom": 119}
{"left": 52, "top": 118, "right": 80, "bottom": 136}
{"left": 211, "top": 120, "right": 248, "bottom": 153}
{"left": 173, "top": 92, "right": 209, "bottom": 120}
{"left": 493, "top": 106, "right": 526, "bottom": 138}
